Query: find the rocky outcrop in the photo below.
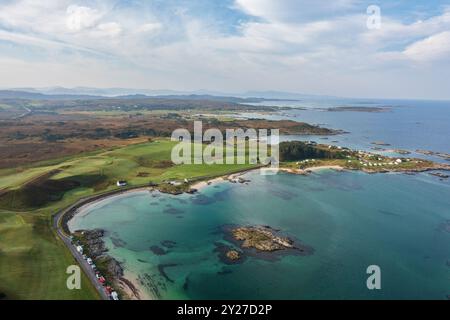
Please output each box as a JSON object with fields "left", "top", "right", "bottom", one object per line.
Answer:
{"left": 76, "top": 229, "right": 108, "bottom": 258}
{"left": 98, "top": 255, "right": 124, "bottom": 278}
{"left": 225, "top": 250, "right": 241, "bottom": 260}
{"left": 232, "top": 226, "right": 294, "bottom": 252}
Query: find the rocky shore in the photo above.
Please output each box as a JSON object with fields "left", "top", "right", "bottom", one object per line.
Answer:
{"left": 73, "top": 229, "right": 148, "bottom": 300}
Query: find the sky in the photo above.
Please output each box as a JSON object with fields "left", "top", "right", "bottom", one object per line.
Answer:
{"left": 0, "top": 0, "right": 449, "bottom": 100}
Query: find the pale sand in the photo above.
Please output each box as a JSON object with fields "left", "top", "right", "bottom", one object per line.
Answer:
{"left": 191, "top": 177, "right": 226, "bottom": 190}
{"left": 305, "top": 165, "right": 345, "bottom": 172}
{"left": 119, "top": 270, "right": 155, "bottom": 300}
{"left": 278, "top": 165, "right": 345, "bottom": 175}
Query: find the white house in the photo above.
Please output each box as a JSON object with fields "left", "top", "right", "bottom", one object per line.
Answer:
{"left": 116, "top": 180, "right": 127, "bottom": 187}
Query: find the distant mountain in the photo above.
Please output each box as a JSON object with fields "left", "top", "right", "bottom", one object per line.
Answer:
{"left": 0, "top": 88, "right": 300, "bottom": 103}
{"left": 6, "top": 87, "right": 321, "bottom": 100}
{"left": 12, "top": 87, "right": 190, "bottom": 97}
{"left": 0, "top": 90, "right": 103, "bottom": 100}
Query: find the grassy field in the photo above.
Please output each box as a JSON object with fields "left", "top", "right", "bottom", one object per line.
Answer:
{"left": 0, "top": 139, "right": 258, "bottom": 299}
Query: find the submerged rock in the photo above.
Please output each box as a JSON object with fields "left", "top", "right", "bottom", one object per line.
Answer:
{"left": 149, "top": 245, "right": 168, "bottom": 255}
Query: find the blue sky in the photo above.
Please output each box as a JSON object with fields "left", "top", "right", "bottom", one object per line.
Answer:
{"left": 0, "top": 0, "right": 449, "bottom": 99}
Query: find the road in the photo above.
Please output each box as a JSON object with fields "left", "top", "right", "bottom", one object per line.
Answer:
{"left": 12, "top": 106, "right": 32, "bottom": 120}
{"left": 53, "top": 208, "right": 109, "bottom": 300}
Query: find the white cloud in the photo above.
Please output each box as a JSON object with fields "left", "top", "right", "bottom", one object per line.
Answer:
{"left": 234, "top": 0, "right": 357, "bottom": 22}
{"left": 404, "top": 31, "right": 450, "bottom": 61}
{"left": 66, "top": 5, "right": 102, "bottom": 32}
{"left": 96, "top": 22, "right": 122, "bottom": 37}
{"left": 136, "top": 23, "right": 162, "bottom": 34}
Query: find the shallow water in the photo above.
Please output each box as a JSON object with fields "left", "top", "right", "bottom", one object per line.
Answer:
{"left": 69, "top": 170, "right": 450, "bottom": 299}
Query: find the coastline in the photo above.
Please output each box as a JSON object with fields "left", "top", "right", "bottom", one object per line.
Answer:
{"left": 55, "top": 161, "right": 450, "bottom": 300}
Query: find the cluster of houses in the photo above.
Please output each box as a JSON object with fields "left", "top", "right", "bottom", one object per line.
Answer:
{"left": 352, "top": 151, "right": 416, "bottom": 167}
{"left": 73, "top": 238, "right": 119, "bottom": 300}
{"left": 166, "top": 178, "right": 190, "bottom": 186}
{"left": 296, "top": 159, "right": 316, "bottom": 165}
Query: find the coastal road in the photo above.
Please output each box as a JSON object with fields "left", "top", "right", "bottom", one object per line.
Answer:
{"left": 53, "top": 209, "right": 109, "bottom": 300}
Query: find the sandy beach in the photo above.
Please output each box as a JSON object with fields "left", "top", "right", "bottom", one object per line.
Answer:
{"left": 278, "top": 165, "right": 345, "bottom": 175}
{"left": 190, "top": 177, "right": 226, "bottom": 190}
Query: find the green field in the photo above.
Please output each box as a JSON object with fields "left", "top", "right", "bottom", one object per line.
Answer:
{"left": 0, "top": 139, "right": 258, "bottom": 299}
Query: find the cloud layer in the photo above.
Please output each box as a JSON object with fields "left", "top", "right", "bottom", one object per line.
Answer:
{"left": 0, "top": 0, "right": 449, "bottom": 99}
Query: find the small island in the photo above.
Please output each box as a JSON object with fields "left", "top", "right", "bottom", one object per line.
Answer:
{"left": 325, "top": 106, "right": 389, "bottom": 113}
{"left": 232, "top": 226, "right": 295, "bottom": 252}
{"left": 225, "top": 250, "right": 241, "bottom": 261}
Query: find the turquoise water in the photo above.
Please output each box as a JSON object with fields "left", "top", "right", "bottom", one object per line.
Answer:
{"left": 69, "top": 170, "right": 450, "bottom": 299}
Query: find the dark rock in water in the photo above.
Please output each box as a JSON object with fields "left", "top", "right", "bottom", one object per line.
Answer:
{"left": 191, "top": 194, "right": 216, "bottom": 205}
{"left": 429, "top": 172, "right": 449, "bottom": 179}
{"left": 269, "top": 188, "right": 297, "bottom": 200}
{"left": 161, "top": 240, "right": 177, "bottom": 248}
{"left": 371, "top": 141, "right": 391, "bottom": 146}
{"left": 378, "top": 210, "right": 402, "bottom": 217}
{"left": 217, "top": 268, "right": 233, "bottom": 276}
{"left": 214, "top": 242, "right": 246, "bottom": 265}
{"left": 163, "top": 207, "right": 184, "bottom": 215}
{"left": 137, "top": 259, "right": 149, "bottom": 263}
{"left": 138, "top": 273, "right": 162, "bottom": 299}
{"left": 157, "top": 264, "right": 178, "bottom": 283}
{"left": 111, "top": 236, "right": 127, "bottom": 248}
{"left": 150, "top": 245, "right": 168, "bottom": 255}
{"left": 183, "top": 276, "right": 190, "bottom": 291}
